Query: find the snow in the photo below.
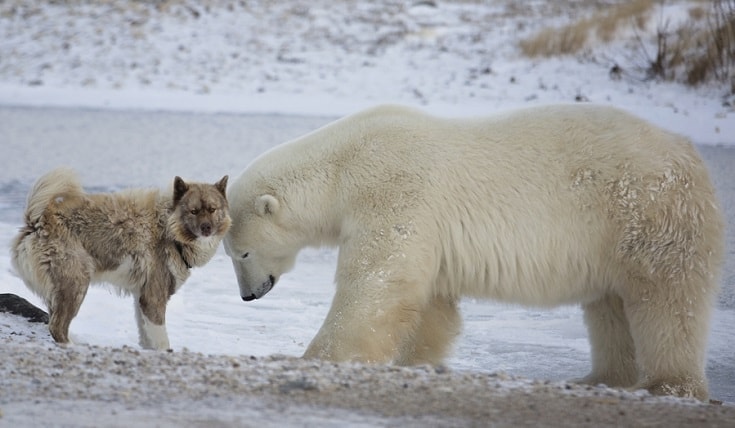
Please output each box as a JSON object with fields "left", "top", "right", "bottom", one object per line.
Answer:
{"left": 1, "top": 0, "right": 733, "bottom": 143}
{"left": 0, "top": 0, "right": 734, "bottom": 413}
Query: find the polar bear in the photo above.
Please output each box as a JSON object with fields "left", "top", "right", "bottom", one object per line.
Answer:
{"left": 224, "top": 104, "right": 724, "bottom": 400}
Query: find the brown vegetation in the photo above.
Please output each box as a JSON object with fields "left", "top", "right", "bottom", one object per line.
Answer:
{"left": 520, "top": 0, "right": 735, "bottom": 93}
{"left": 519, "top": 0, "right": 656, "bottom": 57}
{"left": 686, "top": 0, "right": 735, "bottom": 92}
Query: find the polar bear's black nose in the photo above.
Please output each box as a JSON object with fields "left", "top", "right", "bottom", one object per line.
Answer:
{"left": 242, "top": 294, "right": 256, "bottom": 302}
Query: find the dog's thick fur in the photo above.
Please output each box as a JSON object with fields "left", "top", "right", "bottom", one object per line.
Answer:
{"left": 11, "top": 168, "right": 230, "bottom": 350}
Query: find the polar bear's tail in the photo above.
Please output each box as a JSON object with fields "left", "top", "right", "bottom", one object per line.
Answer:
{"left": 24, "top": 167, "right": 84, "bottom": 226}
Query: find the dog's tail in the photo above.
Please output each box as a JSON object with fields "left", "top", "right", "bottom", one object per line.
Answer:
{"left": 24, "top": 167, "right": 84, "bottom": 225}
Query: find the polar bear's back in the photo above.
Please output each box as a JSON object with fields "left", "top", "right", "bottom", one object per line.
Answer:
{"left": 332, "top": 104, "right": 721, "bottom": 306}
{"left": 348, "top": 103, "right": 692, "bottom": 176}
{"left": 234, "top": 104, "right": 722, "bottom": 307}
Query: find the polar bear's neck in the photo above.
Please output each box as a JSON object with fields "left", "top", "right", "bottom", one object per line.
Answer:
{"left": 244, "top": 107, "right": 429, "bottom": 249}
{"left": 256, "top": 137, "right": 345, "bottom": 247}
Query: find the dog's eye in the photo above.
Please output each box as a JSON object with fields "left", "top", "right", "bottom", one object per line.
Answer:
{"left": 208, "top": 207, "right": 216, "bottom": 213}
{"left": 190, "top": 209, "right": 199, "bottom": 215}
{"left": 242, "top": 253, "right": 249, "bottom": 259}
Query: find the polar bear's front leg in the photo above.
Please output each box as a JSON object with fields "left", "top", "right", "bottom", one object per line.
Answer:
{"left": 303, "top": 275, "right": 427, "bottom": 364}
{"left": 395, "top": 295, "right": 461, "bottom": 366}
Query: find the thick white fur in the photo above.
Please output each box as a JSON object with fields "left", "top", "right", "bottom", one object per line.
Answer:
{"left": 225, "top": 104, "right": 724, "bottom": 400}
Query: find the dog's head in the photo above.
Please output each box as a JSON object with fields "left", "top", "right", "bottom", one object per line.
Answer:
{"left": 171, "top": 175, "right": 231, "bottom": 242}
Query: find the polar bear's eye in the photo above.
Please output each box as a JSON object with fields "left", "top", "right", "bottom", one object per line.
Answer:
{"left": 241, "top": 253, "right": 250, "bottom": 259}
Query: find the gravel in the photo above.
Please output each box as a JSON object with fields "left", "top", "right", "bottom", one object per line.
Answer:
{"left": 2, "top": 314, "right": 734, "bottom": 427}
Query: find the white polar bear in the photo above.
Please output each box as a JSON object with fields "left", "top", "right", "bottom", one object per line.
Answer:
{"left": 224, "top": 104, "right": 724, "bottom": 400}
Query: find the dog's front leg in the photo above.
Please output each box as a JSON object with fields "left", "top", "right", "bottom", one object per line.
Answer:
{"left": 135, "top": 291, "right": 170, "bottom": 351}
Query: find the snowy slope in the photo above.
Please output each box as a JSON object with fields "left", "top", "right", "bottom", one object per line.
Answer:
{"left": 0, "top": 0, "right": 733, "bottom": 142}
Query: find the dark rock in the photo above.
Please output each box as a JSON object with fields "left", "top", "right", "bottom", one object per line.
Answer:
{"left": 0, "top": 293, "right": 49, "bottom": 324}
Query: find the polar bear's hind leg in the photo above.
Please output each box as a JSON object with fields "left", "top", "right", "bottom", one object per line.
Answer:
{"left": 579, "top": 293, "right": 638, "bottom": 387}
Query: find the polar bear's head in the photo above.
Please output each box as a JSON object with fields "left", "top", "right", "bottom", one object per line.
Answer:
{"left": 224, "top": 192, "right": 301, "bottom": 301}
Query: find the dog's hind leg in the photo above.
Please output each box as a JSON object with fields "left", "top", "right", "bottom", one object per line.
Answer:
{"left": 47, "top": 253, "right": 93, "bottom": 344}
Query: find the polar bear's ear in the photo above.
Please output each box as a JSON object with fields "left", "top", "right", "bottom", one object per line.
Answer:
{"left": 255, "top": 194, "right": 279, "bottom": 216}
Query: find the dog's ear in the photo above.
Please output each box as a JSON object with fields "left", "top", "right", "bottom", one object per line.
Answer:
{"left": 173, "top": 176, "right": 189, "bottom": 205}
{"left": 255, "top": 194, "right": 279, "bottom": 216}
{"left": 214, "top": 175, "right": 228, "bottom": 197}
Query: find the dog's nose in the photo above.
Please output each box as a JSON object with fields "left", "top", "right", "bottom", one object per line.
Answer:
{"left": 200, "top": 223, "right": 212, "bottom": 236}
{"left": 242, "top": 294, "right": 256, "bottom": 302}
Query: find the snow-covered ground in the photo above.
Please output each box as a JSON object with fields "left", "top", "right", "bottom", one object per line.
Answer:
{"left": 1, "top": 0, "right": 733, "bottom": 142}
{"left": 1, "top": 0, "right": 734, "bottom": 416}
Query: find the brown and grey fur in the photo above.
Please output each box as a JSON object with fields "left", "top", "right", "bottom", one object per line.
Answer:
{"left": 11, "top": 168, "right": 230, "bottom": 350}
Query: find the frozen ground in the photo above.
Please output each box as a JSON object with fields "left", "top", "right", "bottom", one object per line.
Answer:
{"left": 0, "top": 107, "right": 734, "bottom": 427}
{"left": 1, "top": 0, "right": 734, "bottom": 425}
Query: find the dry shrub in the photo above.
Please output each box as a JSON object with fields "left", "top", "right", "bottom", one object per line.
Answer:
{"left": 519, "top": 0, "right": 656, "bottom": 57}
{"left": 685, "top": 0, "right": 735, "bottom": 91}
{"left": 642, "top": 16, "right": 697, "bottom": 81}
{"left": 642, "top": 0, "right": 734, "bottom": 92}
{"left": 595, "top": 0, "right": 654, "bottom": 42}
{"left": 688, "top": 5, "right": 707, "bottom": 21}
{"left": 521, "top": 0, "right": 735, "bottom": 93}
{"left": 519, "top": 25, "right": 589, "bottom": 57}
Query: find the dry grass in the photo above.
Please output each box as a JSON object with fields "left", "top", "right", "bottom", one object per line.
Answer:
{"left": 519, "top": 0, "right": 656, "bottom": 57}
{"left": 641, "top": 0, "right": 734, "bottom": 92}
{"left": 686, "top": 0, "right": 735, "bottom": 91}
{"left": 520, "top": 0, "right": 735, "bottom": 93}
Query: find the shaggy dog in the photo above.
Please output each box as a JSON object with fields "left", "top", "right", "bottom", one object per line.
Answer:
{"left": 11, "top": 168, "right": 230, "bottom": 350}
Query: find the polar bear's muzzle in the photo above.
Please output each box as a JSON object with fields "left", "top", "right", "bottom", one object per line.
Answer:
{"left": 241, "top": 274, "right": 275, "bottom": 301}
